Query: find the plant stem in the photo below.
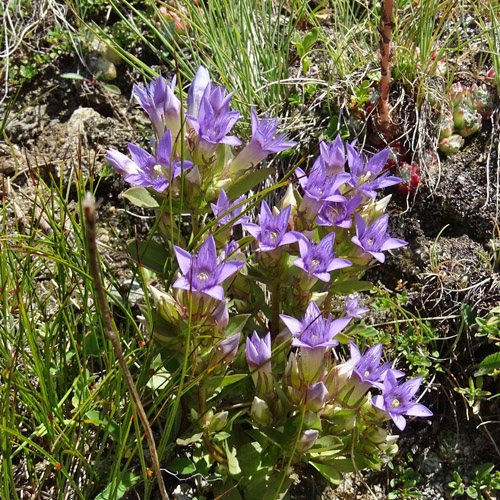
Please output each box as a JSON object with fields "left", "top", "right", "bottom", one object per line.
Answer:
{"left": 271, "top": 284, "right": 280, "bottom": 340}
{"left": 377, "top": 0, "right": 394, "bottom": 131}
{"left": 83, "top": 193, "right": 170, "bottom": 500}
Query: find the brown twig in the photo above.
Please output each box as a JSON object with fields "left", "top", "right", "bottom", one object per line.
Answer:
{"left": 83, "top": 193, "right": 170, "bottom": 500}
{"left": 377, "top": 0, "right": 395, "bottom": 133}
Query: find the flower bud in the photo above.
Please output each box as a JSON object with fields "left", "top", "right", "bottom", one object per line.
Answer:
{"left": 250, "top": 396, "right": 273, "bottom": 426}
{"left": 209, "top": 411, "right": 228, "bottom": 432}
{"left": 284, "top": 352, "right": 302, "bottom": 390}
{"left": 149, "top": 286, "right": 179, "bottom": 324}
{"left": 305, "top": 382, "right": 329, "bottom": 412}
{"left": 211, "top": 301, "right": 229, "bottom": 331}
{"left": 210, "top": 333, "right": 240, "bottom": 366}
{"left": 296, "top": 430, "right": 319, "bottom": 453}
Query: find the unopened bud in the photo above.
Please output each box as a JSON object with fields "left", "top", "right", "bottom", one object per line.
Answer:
{"left": 296, "top": 430, "right": 319, "bottom": 453}
{"left": 250, "top": 396, "right": 273, "bottom": 426}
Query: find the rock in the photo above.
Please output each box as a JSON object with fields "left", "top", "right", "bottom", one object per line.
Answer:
{"left": 66, "top": 107, "right": 108, "bottom": 146}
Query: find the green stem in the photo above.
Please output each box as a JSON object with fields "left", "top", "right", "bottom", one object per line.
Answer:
{"left": 271, "top": 284, "right": 280, "bottom": 340}
{"left": 272, "top": 404, "right": 306, "bottom": 500}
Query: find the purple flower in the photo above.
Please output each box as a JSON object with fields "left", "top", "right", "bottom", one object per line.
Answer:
{"left": 133, "top": 75, "right": 181, "bottom": 139}
{"left": 280, "top": 302, "right": 350, "bottom": 383}
{"left": 316, "top": 196, "right": 362, "bottom": 227}
{"left": 246, "top": 331, "right": 272, "bottom": 371}
{"left": 344, "top": 295, "right": 369, "bottom": 319}
{"left": 210, "top": 333, "right": 241, "bottom": 365}
{"left": 319, "top": 136, "right": 347, "bottom": 176}
{"left": 349, "top": 342, "right": 391, "bottom": 387}
{"left": 293, "top": 233, "right": 351, "bottom": 283}
{"left": 246, "top": 331, "right": 273, "bottom": 394}
{"left": 347, "top": 144, "right": 402, "bottom": 198}
{"left": 173, "top": 235, "right": 244, "bottom": 301}
{"left": 297, "top": 430, "right": 319, "bottom": 452}
{"left": 187, "top": 66, "right": 211, "bottom": 118}
{"left": 296, "top": 165, "right": 350, "bottom": 206}
{"left": 243, "top": 201, "right": 299, "bottom": 252}
{"left": 306, "top": 381, "right": 329, "bottom": 412}
{"left": 351, "top": 213, "right": 407, "bottom": 263}
{"left": 105, "top": 131, "right": 193, "bottom": 193}
{"left": 187, "top": 77, "right": 241, "bottom": 160}
{"left": 229, "top": 109, "right": 297, "bottom": 174}
{"left": 211, "top": 189, "right": 249, "bottom": 228}
{"left": 371, "top": 371, "right": 433, "bottom": 431}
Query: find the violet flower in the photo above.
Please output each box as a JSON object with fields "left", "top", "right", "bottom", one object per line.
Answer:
{"left": 173, "top": 235, "right": 244, "bottom": 301}
{"left": 280, "top": 301, "right": 350, "bottom": 383}
{"left": 187, "top": 66, "right": 210, "bottom": 118}
{"left": 306, "top": 381, "right": 329, "bottom": 412}
{"left": 228, "top": 109, "right": 297, "bottom": 175}
{"left": 319, "top": 136, "right": 347, "bottom": 176}
{"left": 246, "top": 331, "right": 272, "bottom": 371}
{"left": 349, "top": 342, "right": 391, "bottom": 387}
{"left": 344, "top": 295, "right": 369, "bottom": 319}
{"left": 243, "top": 201, "right": 299, "bottom": 252}
{"left": 187, "top": 78, "right": 241, "bottom": 160}
{"left": 347, "top": 144, "right": 402, "bottom": 198}
{"left": 293, "top": 233, "right": 351, "bottom": 284}
{"left": 211, "top": 189, "right": 249, "bottom": 228}
{"left": 210, "top": 333, "right": 241, "bottom": 365}
{"left": 133, "top": 75, "right": 181, "bottom": 139}
{"left": 246, "top": 331, "right": 273, "bottom": 393}
{"left": 351, "top": 213, "right": 407, "bottom": 264}
{"left": 371, "top": 371, "right": 433, "bottom": 431}
{"left": 316, "top": 196, "right": 362, "bottom": 227}
{"left": 105, "top": 130, "right": 193, "bottom": 193}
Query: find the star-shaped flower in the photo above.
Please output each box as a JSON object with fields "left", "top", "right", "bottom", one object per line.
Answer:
{"left": 371, "top": 371, "right": 433, "bottom": 431}
{"left": 173, "top": 235, "right": 244, "bottom": 300}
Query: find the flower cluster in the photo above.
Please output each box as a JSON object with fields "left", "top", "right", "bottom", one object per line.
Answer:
{"left": 106, "top": 66, "right": 433, "bottom": 497}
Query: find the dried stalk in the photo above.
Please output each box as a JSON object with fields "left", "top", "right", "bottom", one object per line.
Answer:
{"left": 377, "top": 0, "right": 395, "bottom": 132}
{"left": 83, "top": 193, "right": 170, "bottom": 500}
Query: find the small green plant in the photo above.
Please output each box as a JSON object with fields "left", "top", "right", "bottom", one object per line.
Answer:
{"left": 291, "top": 27, "right": 319, "bottom": 74}
{"left": 449, "top": 464, "right": 500, "bottom": 499}
{"left": 388, "top": 458, "right": 423, "bottom": 499}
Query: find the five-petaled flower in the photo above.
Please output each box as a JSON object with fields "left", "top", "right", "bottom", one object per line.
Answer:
{"left": 351, "top": 213, "right": 407, "bottom": 263}
{"left": 211, "top": 189, "right": 249, "bottom": 228}
{"left": 243, "top": 201, "right": 299, "bottom": 252}
{"left": 371, "top": 371, "right": 433, "bottom": 431}
{"left": 228, "top": 108, "right": 297, "bottom": 175}
{"left": 105, "top": 130, "right": 193, "bottom": 193}
{"left": 173, "top": 235, "right": 244, "bottom": 301}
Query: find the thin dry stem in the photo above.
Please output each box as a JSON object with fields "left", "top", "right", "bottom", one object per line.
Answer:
{"left": 83, "top": 193, "right": 170, "bottom": 500}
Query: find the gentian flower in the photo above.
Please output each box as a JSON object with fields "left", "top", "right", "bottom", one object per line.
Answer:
{"left": 371, "top": 371, "right": 433, "bottom": 431}
{"left": 347, "top": 144, "right": 402, "bottom": 198}
{"left": 132, "top": 75, "right": 181, "bottom": 140}
{"left": 351, "top": 213, "right": 407, "bottom": 263}
{"left": 173, "top": 235, "right": 244, "bottom": 301}
{"left": 316, "top": 196, "right": 362, "bottom": 227}
{"left": 349, "top": 342, "right": 391, "bottom": 387}
{"left": 187, "top": 77, "right": 241, "bottom": 161}
{"left": 243, "top": 201, "right": 299, "bottom": 252}
{"left": 246, "top": 331, "right": 273, "bottom": 393}
{"left": 105, "top": 130, "right": 193, "bottom": 193}
{"left": 187, "top": 66, "right": 211, "bottom": 118}
{"left": 210, "top": 333, "right": 241, "bottom": 365}
{"left": 297, "top": 430, "right": 319, "bottom": 452}
{"left": 280, "top": 301, "right": 350, "bottom": 383}
{"left": 228, "top": 109, "right": 297, "bottom": 175}
{"left": 306, "top": 381, "right": 329, "bottom": 412}
{"left": 319, "top": 136, "right": 347, "bottom": 176}
{"left": 211, "top": 189, "right": 249, "bottom": 228}
{"left": 344, "top": 295, "right": 369, "bottom": 319}
{"left": 293, "top": 233, "right": 351, "bottom": 286}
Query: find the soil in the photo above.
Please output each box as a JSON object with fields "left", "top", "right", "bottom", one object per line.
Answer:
{"left": 2, "top": 11, "right": 500, "bottom": 500}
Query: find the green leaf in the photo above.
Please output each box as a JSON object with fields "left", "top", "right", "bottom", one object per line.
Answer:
{"left": 122, "top": 186, "right": 160, "bottom": 208}
{"left": 95, "top": 471, "right": 141, "bottom": 500}
{"left": 226, "top": 314, "right": 250, "bottom": 338}
{"left": 84, "top": 410, "right": 120, "bottom": 441}
{"left": 466, "top": 486, "right": 478, "bottom": 498}
{"left": 303, "top": 28, "right": 319, "bottom": 52}
{"left": 102, "top": 83, "right": 121, "bottom": 94}
{"left": 205, "top": 374, "right": 247, "bottom": 389}
{"left": 126, "top": 240, "right": 170, "bottom": 276}
{"left": 475, "top": 353, "right": 500, "bottom": 376}
{"left": 176, "top": 432, "right": 203, "bottom": 446}
{"left": 226, "top": 168, "right": 275, "bottom": 200}
{"left": 169, "top": 457, "right": 196, "bottom": 475}
{"left": 61, "top": 72, "right": 85, "bottom": 80}
{"left": 310, "top": 461, "right": 343, "bottom": 484}
{"left": 223, "top": 441, "right": 241, "bottom": 475}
